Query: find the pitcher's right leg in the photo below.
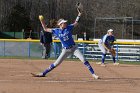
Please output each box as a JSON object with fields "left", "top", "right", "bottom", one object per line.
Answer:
{"left": 32, "top": 49, "right": 70, "bottom": 77}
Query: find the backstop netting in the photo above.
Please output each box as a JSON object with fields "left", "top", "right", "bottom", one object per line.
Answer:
{"left": 94, "top": 17, "right": 134, "bottom": 39}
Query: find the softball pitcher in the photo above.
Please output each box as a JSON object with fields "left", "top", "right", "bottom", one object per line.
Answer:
{"left": 98, "top": 29, "right": 119, "bottom": 66}
{"left": 31, "top": 5, "right": 99, "bottom": 79}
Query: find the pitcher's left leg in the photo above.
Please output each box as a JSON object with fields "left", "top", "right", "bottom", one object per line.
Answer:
{"left": 73, "top": 48, "right": 99, "bottom": 79}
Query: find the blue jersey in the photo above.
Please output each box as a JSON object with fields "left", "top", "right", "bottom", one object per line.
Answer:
{"left": 101, "top": 34, "right": 115, "bottom": 48}
{"left": 52, "top": 24, "right": 75, "bottom": 48}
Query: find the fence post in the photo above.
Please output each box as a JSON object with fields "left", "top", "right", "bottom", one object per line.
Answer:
{"left": 3, "top": 41, "right": 5, "bottom": 57}
{"left": 116, "top": 44, "right": 119, "bottom": 61}
{"left": 22, "top": 29, "right": 24, "bottom": 39}
{"left": 83, "top": 43, "right": 85, "bottom": 54}
{"left": 28, "top": 42, "right": 31, "bottom": 58}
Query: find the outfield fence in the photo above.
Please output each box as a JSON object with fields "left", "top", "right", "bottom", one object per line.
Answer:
{"left": 0, "top": 39, "right": 140, "bottom": 62}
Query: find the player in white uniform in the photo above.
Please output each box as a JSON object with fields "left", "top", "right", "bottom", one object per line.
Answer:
{"left": 98, "top": 29, "right": 119, "bottom": 66}
{"left": 31, "top": 7, "right": 99, "bottom": 79}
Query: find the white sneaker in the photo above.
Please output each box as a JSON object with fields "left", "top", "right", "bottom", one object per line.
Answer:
{"left": 113, "top": 63, "right": 119, "bottom": 66}
{"left": 92, "top": 74, "right": 99, "bottom": 79}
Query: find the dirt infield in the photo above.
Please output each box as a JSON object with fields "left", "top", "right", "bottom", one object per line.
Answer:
{"left": 0, "top": 59, "right": 140, "bottom": 93}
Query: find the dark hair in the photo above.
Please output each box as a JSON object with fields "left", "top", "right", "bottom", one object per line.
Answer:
{"left": 47, "top": 19, "right": 57, "bottom": 28}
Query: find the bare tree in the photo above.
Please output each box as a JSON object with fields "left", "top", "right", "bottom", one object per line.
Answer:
{"left": 0, "top": 0, "right": 140, "bottom": 39}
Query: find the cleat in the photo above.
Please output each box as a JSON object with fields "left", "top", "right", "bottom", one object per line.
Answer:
{"left": 31, "top": 73, "right": 45, "bottom": 77}
{"left": 113, "top": 63, "right": 119, "bottom": 66}
{"left": 92, "top": 74, "right": 99, "bottom": 79}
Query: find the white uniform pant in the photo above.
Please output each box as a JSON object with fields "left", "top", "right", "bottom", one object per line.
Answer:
{"left": 98, "top": 42, "right": 107, "bottom": 54}
{"left": 53, "top": 45, "right": 86, "bottom": 67}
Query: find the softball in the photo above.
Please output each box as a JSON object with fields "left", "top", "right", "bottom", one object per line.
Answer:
{"left": 39, "top": 15, "right": 44, "bottom": 21}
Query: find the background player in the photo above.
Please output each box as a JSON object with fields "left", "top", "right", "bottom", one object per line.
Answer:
{"left": 98, "top": 29, "right": 119, "bottom": 66}
{"left": 31, "top": 5, "right": 99, "bottom": 79}
{"left": 40, "top": 19, "right": 57, "bottom": 59}
{"left": 40, "top": 28, "right": 52, "bottom": 59}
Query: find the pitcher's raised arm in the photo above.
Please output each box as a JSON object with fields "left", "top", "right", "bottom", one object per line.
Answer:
{"left": 39, "top": 15, "right": 52, "bottom": 32}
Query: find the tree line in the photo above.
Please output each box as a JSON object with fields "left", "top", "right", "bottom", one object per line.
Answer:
{"left": 0, "top": 0, "right": 140, "bottom": 39}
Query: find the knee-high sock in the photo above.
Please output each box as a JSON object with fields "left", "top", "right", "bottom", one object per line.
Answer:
{"left": 84, "top": 61, "right": 94, "bottom": 74}
{"left": 42, "top": 64, "right": 55, "bottom": 75}
{"left": 102, "top": 54, "right": 106, "bottom": 64}
{"left": 112, "top": 56, "right": 116, "bottom": 63}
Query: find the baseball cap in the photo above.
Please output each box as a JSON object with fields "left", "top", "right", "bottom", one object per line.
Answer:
{"left": 57, "top": 19, "right": 67, "bottom": 25}
{"left": 107, "top": 29, "right": 113, "bottom": 32}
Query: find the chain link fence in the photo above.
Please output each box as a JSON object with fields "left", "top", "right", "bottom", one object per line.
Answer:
{"left": 0, "top": 39, "right": 140, "bottom": 62}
